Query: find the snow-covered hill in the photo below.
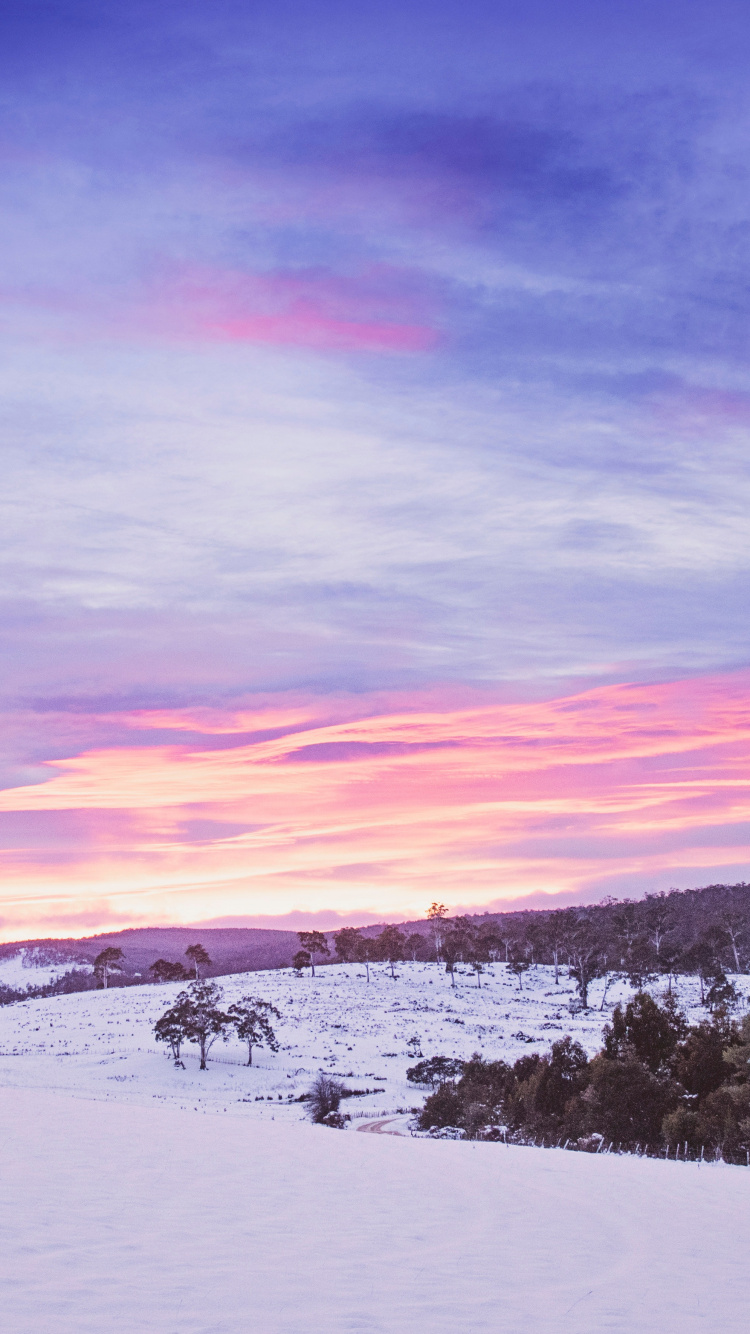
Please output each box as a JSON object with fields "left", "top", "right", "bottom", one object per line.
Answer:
{"left": 0, "top": 960, "right": 746, "bottom": 1120}
{"left": 2, "top": 961, "right": 750, "bottom": 1333}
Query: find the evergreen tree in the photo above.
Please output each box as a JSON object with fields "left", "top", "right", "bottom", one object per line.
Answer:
{"left": 353, "top": 932, "right": 379, "bottom": 982}
{"left": 603, "top": 991, "right": 686, "bottom": 1073}
{"left": 153, "top": 995, "right": 192, "bottom": 1066}
{"left": 292, "top": 949, "right": 311, "bottom": 974}
{"left": 94, "top": 947, "right": 124, "bottom": 989}
{"left": 227, "top": 996, "right": 281, "bottom": 1066}
{"left": 159, "top": 980, "right": 230, "bottom": 1070}
{"left": 185, "top": 943, "right": 211, "bottom": 980}
{"left": 297, "top": 931, "right": 330, "bottom": 977}
{"left": 332, "top": 927, "right": 362, "bottom": 962}
{"left": 149, "top": 959, "right": 189, "bottom": 983}
{"left": 377, "top": 925, "right": 406, "bottom": 978}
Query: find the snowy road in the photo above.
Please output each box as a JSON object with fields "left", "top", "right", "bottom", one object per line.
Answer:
{"left": 2, "top": 1085, "right": 748, "bottom": 1334}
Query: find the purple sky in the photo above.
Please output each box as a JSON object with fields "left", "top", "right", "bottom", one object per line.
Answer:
{"left": 2, "top": 2, "right": 750, "bottom": 933}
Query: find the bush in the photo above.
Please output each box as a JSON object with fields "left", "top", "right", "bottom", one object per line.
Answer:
{"left": 406, "top": 1056, "right": 465, "bottom": 1088}
{"left": 603, "top": 992, "right": 685, "bottom": 1073}
{"left": 662, "top": 1106, "right": 701, "bottom": 1153}
{"left": 415, "top": 1082, "right": 464, "bottom": 1131}
{"left": 307, "top": 1074, "right": 344, "bottom": 1124}
{"left": 582, "top": 1054, "right": 679, "bottom": 1146}
{"left": 670, "top": 1021, "right": 732, "bottom": 1099}
{"left": 696, "top": 1084, "right": 750, "bottom": 1160}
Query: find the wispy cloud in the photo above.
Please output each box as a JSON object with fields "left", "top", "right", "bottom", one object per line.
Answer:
{"left": 1, "top": 673, "right": 749, "bottom": 938}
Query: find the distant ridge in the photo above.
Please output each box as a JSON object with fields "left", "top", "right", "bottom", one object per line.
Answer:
{"left": 2, "top": 881, "right": 749, "bottom": 984}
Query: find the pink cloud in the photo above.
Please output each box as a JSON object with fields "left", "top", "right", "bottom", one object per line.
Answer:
{"left": 2, "top": 672, "right": 750, "bottom": 938}
{"left": 137, "top": 262, "right": 440, "bottom": 353}
{"left": 0, "top": 262, "right": 440, "bottom": 355}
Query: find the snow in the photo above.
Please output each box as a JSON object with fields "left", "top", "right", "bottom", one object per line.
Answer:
{"left": 0, "top": 948, "right": 89, "bottom": 991}
{"left": 1, "top": 962, "right": 749, "bottom": 1332}
{"left": 2, "top": 960, "right": 743, "bottom": 1119}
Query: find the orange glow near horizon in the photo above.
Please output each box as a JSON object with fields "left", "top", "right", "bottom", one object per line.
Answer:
{"left": 1, "top": 672, "right": 750, "bottom": 941}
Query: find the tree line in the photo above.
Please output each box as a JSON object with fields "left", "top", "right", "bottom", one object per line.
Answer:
{"left": 289, "top": 885, "right": 750, "bottom": 1009}
{"left": 413, "top": 992, "right": 750, "bottom": 1164}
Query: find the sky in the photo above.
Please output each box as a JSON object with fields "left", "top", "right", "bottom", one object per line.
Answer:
{"left": 1, "top": 0, "right": 750, "bottom": 940}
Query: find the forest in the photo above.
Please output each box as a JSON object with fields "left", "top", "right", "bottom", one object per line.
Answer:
{"left": 413, "top": 993, "right": 750, "bottom": 1165}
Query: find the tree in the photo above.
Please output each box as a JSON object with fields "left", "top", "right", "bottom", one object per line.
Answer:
{"left": 166, "top": 981, "right": 231, "bottom": 1070}
{"left": 508, "top": 953, "right": 530, "bottom": 991}
{"left": 227, "top": 996, "right": 281, "bottom": 1066}
{"left": 542, "top": 910, "right": 572, "bottom": 985}
{"left": 681, "top": 938, "right": 722, "bottom": 1004}
{"left": 583, "top": 1054, "right": 678, "bottom": 1146}
{"left": 376, "top": 925, "right": 405, "bottom": 978}
{"left": 94, "top": 947, "right": 124, "bottom": 989}
{"left": 149, "top": 959, "right": 189, "bottom": 983}
{"left": 405, "top": 932, "right": 426, "bottom": 962}
{"left": 297, "top": 931, "right": 330, "bottom": 977}
{"left": 441, "top": 918, "right": 475, "bottom": 987}
{"left": 470, "top": 957, "right": 484, "bottom": 988}
{"left": 426, "top": 902, "right": 448, "bottom": 961}
{"left": 442, "top": 929, "right": 461, "bottom": 987}
{"left": 292, "top": 949, "right": 311, "bottom": 974}
{"left": 603, "top": 992, "right": 686, "bottom": 1074}
{"left": 475, "top": 921, "right": 504, "bottom": 964}
{"left": 185, "top": 943, "right": 211, "bottom": 980}
{"left": 333, "top": 927, "right": 363, "bottom": 962}
{"left": 153, "top": 995, "right": 193, "bottom": 1066}
{"left": 353, "top": 933, "right": 379, "bottom": 982}
{"left": 567, "top": 917, "right": 607, "bottom": 1009}
{"left": 671, "top": 1018, "right": 736, "bottom": 1099}
{"left": 406, "top": 1056, "right": 465, "bottom": 1088}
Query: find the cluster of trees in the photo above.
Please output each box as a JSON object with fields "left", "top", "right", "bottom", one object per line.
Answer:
{"left": 149, "top": 943, "right": 211, "bottom": 984}
{"left": 153, "top": 981, "right": 280, "bottom": 1070}
{"left": 292, "top": 926, "right": 427, "bottom": 980}
{"left": 415, "top": 993, "right": 750, "bottom": 1163}
{"left": 465, "top": 883, "right": 750, "bottom": 1005}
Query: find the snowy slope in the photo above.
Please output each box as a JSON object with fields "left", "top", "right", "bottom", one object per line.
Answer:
{"left": 2, "top": 1083, "right": 749, "bottom": 1334}
{"left": 0, "top": 961, "right": 747, "bottom": 1121}
{"left": 0, "top": 948, "right": 91, "bottom": 991}
{"left": 2, "top": 962, "right": 750, "bottom": 1333}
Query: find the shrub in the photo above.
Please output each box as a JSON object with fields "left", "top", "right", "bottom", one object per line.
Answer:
{"left": 307, "top": 1074, "right": 344, "bottom": 1124}
{"left": 406, "top": 1056, "right": 465, "bottom": 1088}
{"left": 662, "top": 1106, "right": 701, "bottom": 1153}
{"left": 582, "top": 1054, "right": 679, "bottom": 1146}
{"left": 415, "top": 1082, "right": 464, "bottom": 1131}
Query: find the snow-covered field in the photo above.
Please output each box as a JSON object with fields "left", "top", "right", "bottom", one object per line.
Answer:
{"left": 2, "top": 960, "right": 744, "bottom": 1119}
{"left": 0, "top": 947, "right": 90, "bottom": 991}
{"left": 1, "top": 961, "right": 749, "bottom": 1332}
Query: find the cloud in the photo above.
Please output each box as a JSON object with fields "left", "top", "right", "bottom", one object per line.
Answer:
{"left": 1, "top": 673, "right": 750, "bottom": 938}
